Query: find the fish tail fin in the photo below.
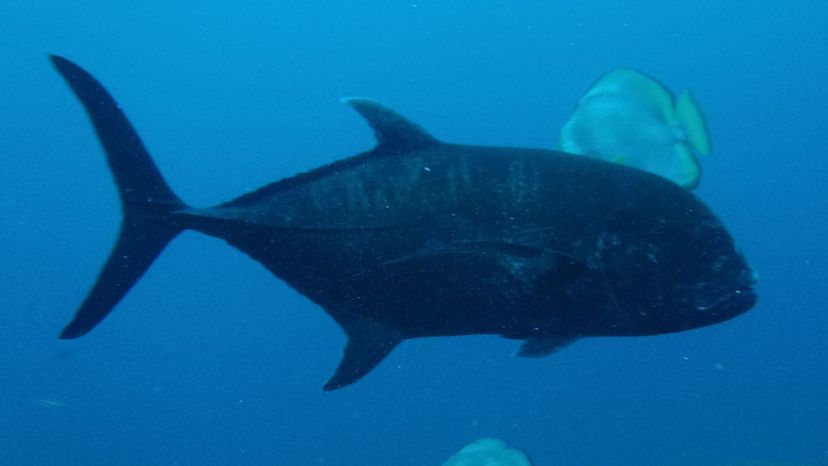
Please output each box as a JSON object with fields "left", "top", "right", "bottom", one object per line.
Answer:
{"left": 51, "top": 55, "right": 187, "bottom": 339}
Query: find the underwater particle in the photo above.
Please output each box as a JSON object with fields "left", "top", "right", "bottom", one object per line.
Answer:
{"left": 35, "top": 398, "right": 68, "bottom": 408}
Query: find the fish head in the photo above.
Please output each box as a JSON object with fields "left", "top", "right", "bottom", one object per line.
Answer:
{"left": 594, "top": 192, "right": 757, "bottom": 335}
{"left": 662, "top": 216, "right": 758, "bottom": 331}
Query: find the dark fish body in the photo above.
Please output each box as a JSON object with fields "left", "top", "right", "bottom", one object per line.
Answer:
{"left": 50, "top": 56, "right": 757, "bottom": 390}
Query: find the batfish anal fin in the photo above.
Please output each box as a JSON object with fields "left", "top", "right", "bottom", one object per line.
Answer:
{"left": 670, "top": 142, "right": 702, "bottom": 189}
{"left": 517, "top": 336, "right": 578, "bottom": 357}
{"left": 342, "top": 98, "right": 439, "bottom": 154}
{"left": 324, "top": 317, "right": 404, "bottom": 391}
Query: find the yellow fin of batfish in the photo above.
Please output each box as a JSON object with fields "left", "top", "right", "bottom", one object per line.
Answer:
{"left": 559, "top": 68, "right": 707, "bottom": 189}
{"left": 610, "top": 154, "right": 627, "bottom": 165}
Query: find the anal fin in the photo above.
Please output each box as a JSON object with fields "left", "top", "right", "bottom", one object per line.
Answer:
{"left": 517, "top": 336, "right": 577, "bottom": 357}
{"left": 324, "top": 317, "right": 404, "bottom": 391}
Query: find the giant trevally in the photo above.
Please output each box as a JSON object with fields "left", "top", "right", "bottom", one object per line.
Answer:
{"left": 50, "top": 56, "right": 756, "bottom": 390}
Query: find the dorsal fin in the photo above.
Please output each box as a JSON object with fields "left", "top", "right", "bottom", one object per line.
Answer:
{"left": 343, "top": 98, "right": 439, "bottom": 154}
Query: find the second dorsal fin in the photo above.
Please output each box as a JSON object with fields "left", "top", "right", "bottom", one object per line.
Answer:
{"left": 343, "top": 98, "right": 439, "bottom": 154}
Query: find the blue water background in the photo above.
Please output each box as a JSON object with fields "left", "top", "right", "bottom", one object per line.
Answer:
{"left": 1, "top": 1, "right": 826, "bottom": 465}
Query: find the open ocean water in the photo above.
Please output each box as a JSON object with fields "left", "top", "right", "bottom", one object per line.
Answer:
{"left": 1, "top": 1, "right": 826, "bottom": 465}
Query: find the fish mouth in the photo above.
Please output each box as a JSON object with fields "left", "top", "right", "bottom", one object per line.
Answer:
{"left": 711, "top": 286, "right": 757, "bottom": 318}
{"left": 694, "top": 271, "right": 758, "bottom": 321}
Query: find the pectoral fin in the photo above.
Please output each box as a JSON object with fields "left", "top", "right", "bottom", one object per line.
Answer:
{"left": 380, "top": 240, "right": 544, "bottom": 267}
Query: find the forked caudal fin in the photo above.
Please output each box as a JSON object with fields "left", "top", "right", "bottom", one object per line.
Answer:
{"left": 50, "top": 55, "right": 187, "bottom": 339}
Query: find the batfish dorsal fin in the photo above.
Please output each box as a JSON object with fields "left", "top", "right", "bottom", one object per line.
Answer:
{"left": 324, "top": 316, "right": 404, "bottom": 391}
{"left": 343, "top": 98, "right": 439, "bottom": 154}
